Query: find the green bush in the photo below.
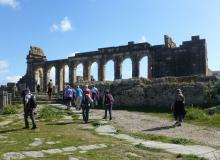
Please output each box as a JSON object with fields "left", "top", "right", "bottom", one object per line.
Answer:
{"left": 185, "top": 108, "right": 209, "bottom": 121}
{"left": 0, "top": 105, "right": 17, "bottom": 115}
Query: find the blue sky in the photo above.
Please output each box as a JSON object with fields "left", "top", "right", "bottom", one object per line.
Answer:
{"left": 0, "top": 0, "right": 220, "bottom": 85}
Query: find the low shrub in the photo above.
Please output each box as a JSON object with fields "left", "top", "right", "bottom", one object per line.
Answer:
{"left": 0, "top": 105, "right": 17, "bottom": 115}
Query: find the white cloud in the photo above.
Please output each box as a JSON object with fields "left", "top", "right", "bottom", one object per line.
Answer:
{"left": 139, "top": 35, "right": 147, "bottom": 43}
{"left": 50, "top": 24, "right": 59, "bottom": 32}
{"left": 6, "top": 75, "right": 21, "bottom": 83}
{"left": 0, "top": 60, "right": 9, "bottom": 74}
{"left": 60, "top": 17, "right": 72, "bottom": 32}
{"left": 50, "top": 17, "right": 72, "bottom": 33}
{"left": 0, "top": 0, "right": 19, "bottom": 8}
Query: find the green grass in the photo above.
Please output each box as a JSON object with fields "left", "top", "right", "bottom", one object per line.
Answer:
{"left": 38, "top": 105, "right": 64, "bottom": 121}
{"left": 130, "top": 132, "right": 194, "bottom": 145}
{"left": 184, "top": 107, "right": 220, "bottom": 127}
{"left": 0, "top": 103, "right": 179, "bottom": 160}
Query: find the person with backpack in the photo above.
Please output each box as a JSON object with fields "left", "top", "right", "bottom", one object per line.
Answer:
{"left": 81, "top": 85, "right": 93, "bottom": 123}
{"left": 64, "top": 85, "right": 74, "bottom": 109}
{"left": 24, "top": 89, "right": 37, "bottom": 129}
{"left": 103, "top": 89, "right": 114, "bottom": 120}
{"left": 171, "top": 89, "right": 186, "bottom": 127}
{"left": 91, "top": 85, "right": 99, "bottom": 107}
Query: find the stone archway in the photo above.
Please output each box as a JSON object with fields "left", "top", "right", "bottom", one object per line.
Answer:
{"left": 34, "top": 68, "right": 43, "bottom": 92}
{"left": 139, "top": 56, "right": 148, "bottom": 78}
{"left": 122, "top": 58, "right": 132, "bottom": 79}
{"left": 105, "top": 60, "right": 114, "bottom": 81}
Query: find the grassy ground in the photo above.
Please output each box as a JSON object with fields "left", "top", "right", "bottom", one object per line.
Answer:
{"left": 0, "top": 104, "right": 193, "bottom": 160}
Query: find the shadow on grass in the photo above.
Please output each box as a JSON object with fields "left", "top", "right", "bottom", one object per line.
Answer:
{"left": 0, "top": 128, "right": 24, "bottom": 133}
{"left": 142, "top": 125, "right": 175, "bottom": 132}
{"left": 46, "top": 120, "right": 83, "bottom": 125}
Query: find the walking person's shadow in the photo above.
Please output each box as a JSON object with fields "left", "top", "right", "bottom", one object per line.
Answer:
{"left": 142, "top": 125, "right": 175, "bottom": 132}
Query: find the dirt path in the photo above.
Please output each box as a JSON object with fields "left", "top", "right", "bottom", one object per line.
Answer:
{"left": 90, "top": 109, "right": 220, "bottom": 148}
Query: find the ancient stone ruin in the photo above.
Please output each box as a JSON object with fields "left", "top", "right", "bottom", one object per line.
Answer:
{"left": 17, "top": 35, "right": 208, "bottom": 92}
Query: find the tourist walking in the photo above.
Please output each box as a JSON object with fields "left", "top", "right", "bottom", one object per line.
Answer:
{"left": 36, "top": 84, "right": 40, "bottom": 93}
{"left": 81, "top": 85, "right": 93, "bottom": 123}
{"left": 171, "top": 89, "right": 186, "bottom": 127}
{"left": 91, "top": 85, "right": 99, "bottom": 107}
{"left": 103, "top": 89, "right": 114, "bottom": 120}
{"left": 23, "top": 89, "right": 37, "bottom": 129}
{"left": 75, "top": 86, "right": 83, "bottom": 110}
{"left": 47, "top": 79, "right": 53, "bottom": 100}
{"left": 64, "top": 85, "right": 74, "bottom": 109}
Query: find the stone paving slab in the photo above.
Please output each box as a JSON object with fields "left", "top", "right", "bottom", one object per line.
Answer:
{"left": 95, "top": 124, "right": 220, "bottom": 160}
{"left": 3, "top": 144, "right": 107, "bottom": 160}
{"left": 0, "top": 120, "right": 13, "bottom": 126}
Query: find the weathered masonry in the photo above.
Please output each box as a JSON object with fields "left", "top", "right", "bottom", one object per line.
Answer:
{"left": 17, "top": 35, "right": 208, "bottom": 92}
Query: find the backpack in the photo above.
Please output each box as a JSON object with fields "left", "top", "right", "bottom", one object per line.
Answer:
{"left": 27, "top": 95, "right": 37, "bottom": 108}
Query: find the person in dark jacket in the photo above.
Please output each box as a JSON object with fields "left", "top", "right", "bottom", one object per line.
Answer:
{"left": 103, "top": 89, "right": 114, "bottom": 120}
{"left": 171, "top": 89, "right": 186, "bottom": 126}
{"left": 81, "top": 85, "right": 93, "bottom": 123}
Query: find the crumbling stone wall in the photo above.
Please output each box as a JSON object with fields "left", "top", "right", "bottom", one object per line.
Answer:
{"left": 17, "top": 35, "right": 209, "bottom": 92}
{"left": 93, "top": 76, "right": 220, "bottom": 109}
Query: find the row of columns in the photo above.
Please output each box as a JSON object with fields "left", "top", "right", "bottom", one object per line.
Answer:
{"left": 39, "top": 56, "right": 151, "bottom": 92}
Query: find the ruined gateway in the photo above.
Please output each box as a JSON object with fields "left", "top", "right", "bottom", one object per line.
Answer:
{"left": 17, "top": 35, "right": 208, "bottom": 93}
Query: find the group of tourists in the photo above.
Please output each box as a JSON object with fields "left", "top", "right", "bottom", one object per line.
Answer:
{"left": 22, "top": 79, "right": 186, "bottom": 129}
{"left": 62, "top": 84, "right": 114, "bottom": 123}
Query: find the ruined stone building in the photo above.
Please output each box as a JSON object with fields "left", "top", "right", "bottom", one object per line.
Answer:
{"left": 17, "top": 35, "right": 208, "bottom": 92}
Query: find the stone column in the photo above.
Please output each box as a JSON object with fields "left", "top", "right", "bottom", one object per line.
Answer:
{"left": 60, "top": 66, "right": 65, "bottom": 91}
{"left": 114, "top": 56, "right": 122, "bottom": 80}
{"left": 83, "top": 61, "right": 90, "bottom": 81}
{"left": 98, "top": 59, "right": 105, "bottom": 81}
{"left": 43, "top": 67, "right": 49, "bottom": 92}
{"left": 69, "top": 64, "right": 77, "bottom": 85}
{"left": 55, "top": 64, "right": 61, "bottom": 92}
{"left": 132, "top": 57, "right": 140, "bottom": 78}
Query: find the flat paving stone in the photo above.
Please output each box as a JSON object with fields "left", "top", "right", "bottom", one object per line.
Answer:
{"left": 3, "top": 152, "right": 25, "bottom": 160}
{"left": 46, "top": 141, "right": 60, "bottom": 145}
{"left": 95, "top": 124, "right": 220, "bottom": 160}
{"left": 0, "top": 120, "right": 13, "bottom": 126}
{"left": 29, "top": 138, "right": 43, "bottom": 147}
{"left": 62, "top": 146, "right": 77, "bottom": 152}
{"left": 95, "top": 125, "right": 117, "bottom": 135}
{"left": 22, "top": 151, "right": 44, "bottom": 158}
{"left": 69, "top": 157, "right": 79, "bottom": 160}
{"left": 0, "top": 135, "right": 7, "bottom": 139}
{"left": 42, "top": 149, "right": 63, "bottom": 154}
{"left": 78, "top": 144, "right": 107, "bottom": 151}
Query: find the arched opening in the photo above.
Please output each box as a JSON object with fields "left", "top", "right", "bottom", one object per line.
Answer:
{"left": 139, "top": 56, "right": 148, "bottom": 78}
{"left": 34, "top": 68, "right": 43, "bottom": 92}
{"left": 105, "top": 60, "right": 114, "bottom": 81}
{"left": 122, "top": 58, "right": 132, "bottom": 79}
{"left": 90, "top": 62, "right": 98, "bottom": 81}
{"left": 49, "top": 66, "right": 56, "bottom": 87}
{"left": 76, "top": 63, "right": 83, "bottom": 82}
{"left": 64, "top": 65, "right": 69, "bottom": 83}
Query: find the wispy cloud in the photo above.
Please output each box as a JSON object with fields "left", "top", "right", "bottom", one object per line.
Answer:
{"left": 0, "top": 0, "right": 19, "bottom": 8}
{"left": 50, "top": 17, "right": 73, "bottom": 33}
{"left": 139, "top": 35, "right": 147, "bottom": 43}
{"left": 0, "top": 60, "right": 9, "bottom": 74}
{"left": 6, "top": 75, "right": 21, "bottom": 83}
